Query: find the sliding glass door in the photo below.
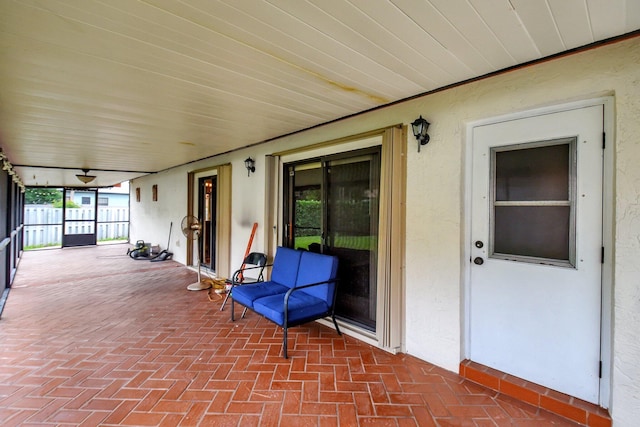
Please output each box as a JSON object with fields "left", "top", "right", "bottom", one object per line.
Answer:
{"left": 284, "top": 147, "right": 381, "bottom": 331}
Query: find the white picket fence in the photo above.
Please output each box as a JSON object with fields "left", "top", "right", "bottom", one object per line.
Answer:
{"left": 23, "top": 205, "right": 129, "bottom": 248}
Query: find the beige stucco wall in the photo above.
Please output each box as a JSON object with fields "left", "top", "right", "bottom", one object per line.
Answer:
{"left": 131, "top": 37, "right": 640, "bottom": 424}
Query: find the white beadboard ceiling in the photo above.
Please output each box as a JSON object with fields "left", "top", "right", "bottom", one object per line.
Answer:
{"left": 1, "top": 0, "right": 639, "bottom": 187}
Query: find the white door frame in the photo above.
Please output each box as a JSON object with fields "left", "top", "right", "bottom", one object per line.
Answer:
{"left": 462, "top": 97, "right": 614, "bottom": 408}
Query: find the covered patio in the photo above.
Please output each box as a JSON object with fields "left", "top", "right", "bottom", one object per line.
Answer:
{"left": 0, "top": 244, "right": 580, "bottom": 426}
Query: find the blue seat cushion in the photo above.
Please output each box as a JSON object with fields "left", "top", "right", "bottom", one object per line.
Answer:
{"left": 253, "top": 292, "right": 330, "bottom": 326}
{"left": 231, "top": 281, "right": 289, "bottom": 309}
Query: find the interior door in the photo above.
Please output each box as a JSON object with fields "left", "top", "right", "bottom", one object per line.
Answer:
{"left": 469, "top": 106, "right": 603, "bottom": 403}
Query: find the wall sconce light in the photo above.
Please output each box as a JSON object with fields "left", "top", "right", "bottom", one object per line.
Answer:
{"left": 244, "top": 157, "right": 255, "bottom": 176}
{"left": 76, "top": 168, "right": 96, "bottom": 184}
{"left": 411, "top": 115, "right": 431, "bottom": 152}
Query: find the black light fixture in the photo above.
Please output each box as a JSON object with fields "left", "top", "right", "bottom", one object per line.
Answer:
{"left": 244, "top": 157, "right": 255, "bottom": 176}
{"left": 76, "top": 168, "right": 96, "bottom": 184}
{"left": 411, "top": 115, "right": 431, "bottom": 152}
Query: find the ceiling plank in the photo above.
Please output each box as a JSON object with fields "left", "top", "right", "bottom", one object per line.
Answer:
{"left": 429, "top": 0, "right": 517, "bottom": 70}
{"left": 390, "top": 0, "right": 495, "bottom": 74}
{"left": 548, "top": 0, "right": 594, "bottom": 49}
{"left": 510, "top": 0, "right": 565, "bottom": 56}
{"left": 468, "top": 0, "right": 541, "bottom": 63}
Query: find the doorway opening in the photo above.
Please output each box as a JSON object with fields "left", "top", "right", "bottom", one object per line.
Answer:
{"left": 62, "top": 188, "right": 97, "bottom": 247}
{"left": 187, "top": 165, "right": 231, "bottom": 279}
{"left": 198, "top": 176, "right": 217, "bottom": 270}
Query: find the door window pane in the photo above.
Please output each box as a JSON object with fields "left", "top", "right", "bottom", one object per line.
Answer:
{"left": 491, "top": 140, "right": 575, "bottom": 265}
{"left": 495, "top": 144, "right": 570, "bottom": 201}
{"left": 494, "top": 206, "right": 570, "bottom": 260}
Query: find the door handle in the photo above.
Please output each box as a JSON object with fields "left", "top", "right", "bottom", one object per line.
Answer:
{"left": 473, "top": 257, "right": 484, "bottom": 265}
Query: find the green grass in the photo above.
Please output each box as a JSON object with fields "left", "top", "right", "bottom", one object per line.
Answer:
{"left": 24, "top": 243, "right": 60, "bottom": 251}
{"left": 294, "top": 235, "right": 377, "bottom": 251}
{"left": 98, "top": 236, "right": 128, "bottom": 242}
{"left": 294, "top": 236, "right": 321, "bottom": 250}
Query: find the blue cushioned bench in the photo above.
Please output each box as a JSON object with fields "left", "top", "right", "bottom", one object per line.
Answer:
{"left": 230, "top": 246, "right": 341, "bottom": 358}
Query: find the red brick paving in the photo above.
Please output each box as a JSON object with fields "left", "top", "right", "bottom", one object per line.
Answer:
{"left": 0, "top": 244, "right": 580, "bottom": 426}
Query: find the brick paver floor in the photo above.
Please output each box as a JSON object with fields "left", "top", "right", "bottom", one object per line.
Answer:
{"left": 0, "top": 244, "right": 579, "bottom": 426}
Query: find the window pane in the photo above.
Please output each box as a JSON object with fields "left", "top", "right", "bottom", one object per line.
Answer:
{"left": 293, "top": 166, "right": 322, "bottom": 250}
{"left": 494, "top": 206, "right": 570, "bottom": 260}
{"left": 495, "top": 144, "right": 570, "bottom": 201}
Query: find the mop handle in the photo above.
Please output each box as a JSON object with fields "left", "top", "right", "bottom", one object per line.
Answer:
{"left": 237, "top": 222, "right": 258, "bottom": 282}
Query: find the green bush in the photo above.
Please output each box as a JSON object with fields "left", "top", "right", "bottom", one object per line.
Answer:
{"left": 295, "top": 200, "right": 321, "bottom": 236}
{"left": 25, "top": 188, "right": 62, "bottom": 204}
{"left": 295, "top": 199, "right": 373, "bottom": 236}
{"left": 52, "top": 200, "right": 81, "bottom": 208}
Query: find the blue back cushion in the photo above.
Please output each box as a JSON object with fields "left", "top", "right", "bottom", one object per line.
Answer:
{"left": 270, "top": 247, "right": 302, "bottom": 288}
{"left": 295, "top": 251, "right": 338, "bottom": 303}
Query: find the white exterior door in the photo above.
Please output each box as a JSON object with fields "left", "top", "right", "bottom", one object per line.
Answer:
{"left": 469, "top": 105, "right": 603, "bottom": 403}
